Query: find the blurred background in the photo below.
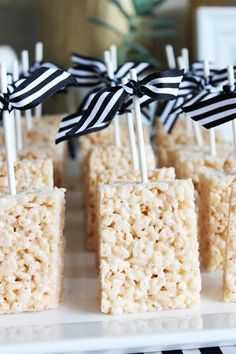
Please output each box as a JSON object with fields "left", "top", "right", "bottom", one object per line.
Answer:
{"left": 0, "top": 0, "right": 235, "bottom": 112}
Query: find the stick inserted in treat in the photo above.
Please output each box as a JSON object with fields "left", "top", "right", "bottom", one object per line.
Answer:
{"left": 121, "top": 77, "right": 139, "bottom": 171}
{"left": 104, "top": 50, "right": 121, "bottom": 148}
{"left": 204, "top": 59, "right": 216, "bottom": 156}
{"left": 6, "top": 74, "right": 17, "bottom": 163}
{"left": 181, "top": 48, "right": 189, "bottom": 72}
{"left": 0, "top": 63, "right": 16, "bottom": 195}
{"left": 130, "top": 68, "right": 148, "bottom": 183}
{"left": 227, "top": 65, "right": 236, "bottom": 160}
{"left": 35, "top": 42, "right": 43, "bottom": 119}
{"left": 13, "top": 60, "right": 23, "bottom": 151}
{"left": 165, "top": 44, "right": 176, "bottom": 69}
{"left": 21, "top": 50, "right": 33, "bottom": 130}
{"left": 110, "top": 44, "right": 117, "bottom": 72}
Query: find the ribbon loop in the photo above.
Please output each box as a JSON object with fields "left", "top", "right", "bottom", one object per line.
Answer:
{"left": 56, "top": 69, "right": 184, "bottom": 143}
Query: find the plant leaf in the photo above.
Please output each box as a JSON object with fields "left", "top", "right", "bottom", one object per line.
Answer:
{"left": 110, "top": 0, "right": 130, "bottom": 19}
{"left": 122, "top": 41, "right": 150, "bottom": 55}
{"left": 89, "top": 16, "right": 123, "bottom": 37}
{"left": 119, "top": 42, "right": 161, "bottom": 67}
{"left": 135, "top": 17, "right": 175, "bottom": 27}
{"left": 132, "top": 0, "right": 166, "bottom": 16}
{"left": 128, "top": 29, "right": 175, "bottom": 39}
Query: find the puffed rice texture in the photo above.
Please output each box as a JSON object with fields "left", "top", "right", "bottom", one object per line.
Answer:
{"left": 98, "top": 179, "right": 201, "bottom": 314}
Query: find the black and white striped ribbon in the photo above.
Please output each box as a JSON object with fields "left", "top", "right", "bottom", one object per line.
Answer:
{"left": 68, "top": 65, "right": 109, "bottom": 87}
{"left": 55, "top": 110, "right": 111, "bottom": 143}
{"left": 0, "top": 67, "right": 76, "bottom": 112}
{"left": 56, "top": 70, "right": 184, "bottom": 143}
{"left": 189, "top": 61, "right": 236, "bottom": 87}
{"left": 21, "top": 61, "right": 63, "bottom": 79}
{"left": 68, "top": 61, "right": 151, "bottom": 87}
{"left": 71, "top": 53, "right": 107, "bottom": 71}
{"left": 159, "top": 71, "right": 222, "bottom": 133}
{"left": 158, "top": 74, "right": 205, "bottom": 133}
{"left": 77, "top": 86, "right": 151, "bottom": 121}
{"left": 126, "top": 346, "right": 236, "bottom": 353}
{"left": 182, "top": 89, "right": 236, "bottom": 129}
{"left": 30, "top": 61, "right": 62, "bottom": 73}
{"left": 159, "top": 96, "right": 186, "bottom": 133}
{"left": 178, "top": 74, "right": 205, "bottom": 96}
{"left": 70, "top": 53, "right": 151, "bottom": 86}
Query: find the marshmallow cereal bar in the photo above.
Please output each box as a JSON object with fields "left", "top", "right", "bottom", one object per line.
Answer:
{"left": 95, "top": 167, "right": 176, "bottom": 260}
{"left": 98, "top": 179, "right": 201, "bottom": 314}
{"left": 198, "top": 169, "right": 236, "bottom": 271}
{"left": 224, "top": 182, "right": 236, "bottom": 302}
{"left": 86, "top": 145, "right": 156, "bottom": 251}
{"left": 0, "top": 188, "right": 65, "bottom": 314}
{"left": 0, "top": 160, "right": 53, "bottom": 192}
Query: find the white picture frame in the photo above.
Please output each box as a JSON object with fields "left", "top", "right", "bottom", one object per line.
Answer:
{"left": 196, "top": 6, "right": 236, "bottom": 141}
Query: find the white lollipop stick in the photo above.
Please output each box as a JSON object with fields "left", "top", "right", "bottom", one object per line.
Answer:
{"left": 110, "top": 44, "right": 117, "bottom": 72}
{"left": 21, "top": 50, "right": 33, "bottom": 129}
{"left": 165, "top": 45, "right": 176, "bottom": 69}
{"left": 227, "top": 65, "right": 236, "bottom": 159}
{"left": 204, "top": 59, "right": 216, "bottom": 156}
{"left": 209, "top": 129, "right": 216, "bottom": 157}
{"left": 6, "top": 74, "right": 17, "bottom": 163}
{"left": 104, "top": 50, "right": 121, "bottom": 148}
{"left": 203, "top": 59, "right": 210, "bottom": 78}
{"left": 127, "top": 112, "right": 139, "bottom": 170}
{"left": 130, "top": 68, "right": 148, "bottom": 183}
{"left": 35, "top": 42, "right": 43, "bottom": 119}
{"left": 0, "top": 63, "right": 16, "bottom": 195}
{"left": 13, "top": 60, "right": 23, "bottom": 151}
{"left": 181, "top": 48, "right": 189, "bottom": 72}
{"left": 35, "top": 42, "right": 43, "bottom": 63}
{"left": 177, "top": 56, "right": 185, "bottom": 72}
{"left": 178, "top": 57, "right": 195, "bottom": 138}
{"left": 121, "top": 78, "right": 138, "bottom": 170}
{"left": 193, "top": 121, "right": 203, "bottom": 146}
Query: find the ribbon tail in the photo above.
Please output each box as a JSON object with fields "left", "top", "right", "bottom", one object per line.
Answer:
{"left": 9, "top": 68, "right": 77, "bottom": 111}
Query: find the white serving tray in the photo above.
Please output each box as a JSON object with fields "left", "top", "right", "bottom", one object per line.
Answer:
{"left": 1, "top": 159, "right": 236, "bottom": 354}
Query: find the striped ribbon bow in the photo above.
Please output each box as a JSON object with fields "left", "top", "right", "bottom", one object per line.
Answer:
{"left": 56, "top": 70, "right": 184, "bottom": 143}
{"left": 159, "top": 74, "right": 206, "bottom": 133}
{"left": 190, "top": 61, "right": 236, "bottom": 86}
{"left": 159, "top": 72, "right": 222, "bottom": 133}
{"left": 182, "top": 83, "right": 236, "bottom": 129}
{"left": 69, "top": 53, "right": 151, "bottom": 87}
{"left": 29, "top": 61, "right": 63, "bottom": 74}
{"left": 0, "top": 67, "right": 76, "bottom": 112}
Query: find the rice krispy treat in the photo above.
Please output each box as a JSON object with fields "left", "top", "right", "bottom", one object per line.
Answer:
{"left": 79, "top": 123, "right": 150, "bottom": 167}
{"left": 0, "top": 187, "right": 65, "bottom": 314}
{"left": 95, "top": 167, "right": 176, "bottom": 261}
{"left": 198, "top": 168, "right": 236, "bottom": 271}
{"left": 23, "top": 115, "right": 64, "bottom": 146}
{"left": 0, "top": 115, "right": 63, "bottom": 148}
{"left": 156, "top": 119, "right": 204, "bottom": 167}
{"left": 98, "top": 179, "right": 201, "bottom": 314}
{"left": 156, "top": 119, "right": 223, "bottom": 168}
{"left": 97, "top": 167, "right": 175, "bottom": 187}
{"left": 173, "top": 148, "right": 235, "bottom": 187}
{"left": 224, "top": 182, "right": 236, "bottom": 302}
{"left": 18, "top": 146, "right": 66, "bottom": 188}
{"left": 167, "top": 145, "right": 210, "bottom": 178}
{"left": 86, "top": 145, "right": 156, "bottom": 251}
{"left": 0, "top": 159, "right": 53, "bottom": 192}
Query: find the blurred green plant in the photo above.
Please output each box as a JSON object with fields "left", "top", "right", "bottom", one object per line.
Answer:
{"left": 90, "top": 0, "right": 175, "bottom": 67}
